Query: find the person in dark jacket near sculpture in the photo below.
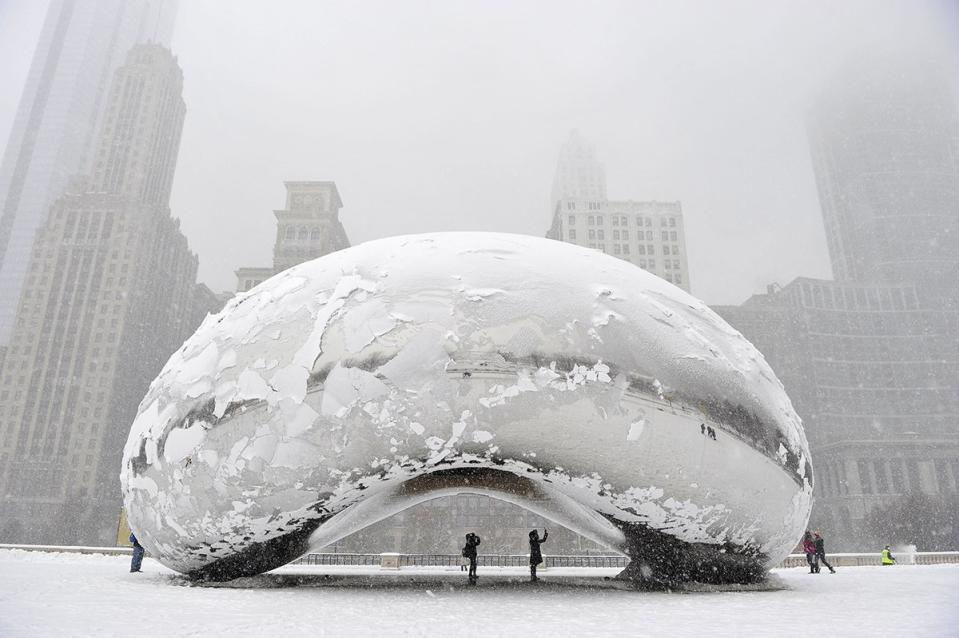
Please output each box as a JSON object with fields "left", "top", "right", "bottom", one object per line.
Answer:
{"left": 129, "top": 533, "right": 144, "bottom": 573}
{"left": 814, "top": 530, "right": 836, "bottom": 573}
{"left": 463, "top": 532, "right": 481, "bottom": 584}
{"left": 529, "top": 528, "right": 548, "bottom": 582}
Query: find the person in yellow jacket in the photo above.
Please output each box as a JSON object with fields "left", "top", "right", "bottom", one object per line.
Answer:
{"left": 881, "top": 545, "right": 896, "bottom": 565}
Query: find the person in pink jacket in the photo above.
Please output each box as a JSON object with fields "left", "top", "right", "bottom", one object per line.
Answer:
{"left": 802, "top": 530, "right": 820, "bottom": 573}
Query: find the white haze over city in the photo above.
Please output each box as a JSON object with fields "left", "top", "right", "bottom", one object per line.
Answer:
{"left": 1, "top": 0, "right": 957, "bottom": 304}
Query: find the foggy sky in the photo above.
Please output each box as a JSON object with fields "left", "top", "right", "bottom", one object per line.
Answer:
{"left": 1, "top": 0, "right": 958, "bottom": 305}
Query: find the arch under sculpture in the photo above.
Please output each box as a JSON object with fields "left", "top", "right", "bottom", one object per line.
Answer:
{"left": 120, "top": 232, "right": 812, "bottom": 584}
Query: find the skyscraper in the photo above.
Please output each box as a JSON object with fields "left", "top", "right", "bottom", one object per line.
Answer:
{"left": 714, "top": 60, "right": 959, "bottom": 549}
{"left": 0, "top": 0, "right": 178, "bottom": 347}
{"left": 546, "top": 132, "right": 692, "bottom": 292}
{"left": 0, "top": 44, "right": 214, "bottom": 545}
{"left": 235, "top": 181, "right": 350, "bottom": 292}
{"left": 807, "top": 58, "right": 959, "bottom": 286}
{"left": 550, "top": 129, "right": 607, "bottom": 209}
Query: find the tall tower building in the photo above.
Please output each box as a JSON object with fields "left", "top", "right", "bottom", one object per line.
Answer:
{"left": 235, "top": 181, "right": 350, "bottom": 292}
{"left": 0, "top": 44, "right": 212, "bottom": 545}
{"left": 807, "top": 59, "right": 959, "bottom": 286}
{"left": 546, "top": 133, "right": 691, "bottom": 292}
{"left": 714, "top": 60, "right": 959, "bottom": 549}
{"left": 550, "top": 130, "right": 607, "bottom": 209}
{"left": 0, "top": 0, "right": 178, "bottom": 346}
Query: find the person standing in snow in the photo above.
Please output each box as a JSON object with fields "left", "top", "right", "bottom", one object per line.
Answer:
{"left": 881, "top": 545, "right": 896, "bottom": 566}
{"left": 463, "top": 532, "right": 481, "bottom": 584}
{"left": 802, "top": 530, "right": 819, "bottom": 573}
{"left": 129, "top": 532, "right": 144, "bottom": 573}
{"left": 528, "top": 528, "right": 548, "bottom": 582}
{"left": 813, "top": 530, "right": 836, "bottom": 573}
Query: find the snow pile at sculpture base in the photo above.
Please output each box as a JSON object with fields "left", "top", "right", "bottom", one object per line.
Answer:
{"left": 1, "top": 549, "right": 957, "bottom": 637}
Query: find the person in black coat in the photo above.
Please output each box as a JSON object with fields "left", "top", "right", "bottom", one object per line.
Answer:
{"left": 814, "top": 530, "right": 836, "bottom": 573}
{"left": 129, "top": 533, "right": 144, "bottom": 573}
{"left": 463, "top": 532, "right": 481, "bottom": 584}
{"left": 528, "top": 528, "right": 548, "bottom": 582}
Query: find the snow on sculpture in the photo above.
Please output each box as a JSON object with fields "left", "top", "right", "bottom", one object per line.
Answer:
{"left": 120, "top": 232, "right": 813, "bottom": 584}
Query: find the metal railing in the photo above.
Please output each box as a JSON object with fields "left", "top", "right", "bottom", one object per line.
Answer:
{"left": 3, "top": 545, "right": 957, "bottom": 571}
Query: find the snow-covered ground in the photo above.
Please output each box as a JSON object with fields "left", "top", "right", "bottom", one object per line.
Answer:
{"left": 1, "top": 549, "right": 956, "bottom": 637}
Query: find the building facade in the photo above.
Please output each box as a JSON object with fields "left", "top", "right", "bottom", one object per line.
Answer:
{"left": 714, "top": 61, "right": 959, "bottom": 549}
{"left": 235, "top": 181, "right": 350, "bottom": 292}
{"left": 0, "top": 0, "right": 178, "bottom": 346}
{"left": 546, "top": 133, "right": 691, "bottom": 292}
{"left": 0, "top": 44, "right": 216, "bottom": 545}
{"left": 715, "top": 279, "right": 959, "bottom": 548}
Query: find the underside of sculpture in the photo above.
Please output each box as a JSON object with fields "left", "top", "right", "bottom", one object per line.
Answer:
{"left": 120, "top": 232, "right": 813, "bottom": 585}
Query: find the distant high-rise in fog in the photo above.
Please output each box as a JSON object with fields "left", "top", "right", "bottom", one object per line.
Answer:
{"left": 550, "top": 130, "right": 607, "bottom": 209}
{"left": 807, "top": 59, "right": 959, "bottom": 286}
{"left": 0, "top": 44, "right": 216, "bottom": 546}
{"left": 715, "top": 60, "right": 959, "bottom": 550}
{"left": 235, "top": 181, "right": 350, "bottom": 292}
{"left": 546, "top": 132, "right": 691, "bottom": 292}
{"left": 0, "top": 0, "right": 178, "bottom": 348}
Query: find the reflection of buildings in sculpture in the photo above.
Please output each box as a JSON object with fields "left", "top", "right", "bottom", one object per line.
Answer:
{"left": 235, "top": 182, "right": 350, "bottom": 292}
{"left": 0, "top": 45, "right": 218, "bottom": 545}
{"left": 0, "top": 0, "right": 178, "bottom": 347}
{"left": 332, "top": 494, "right": 604, "bottom": 555}
{"left": 546, "top": 132, "right": 691, "bottom": 292}
{"left": 714, "top": 59, "right": 959, "bottom": 549}
{"left": 122, "top": 233, "right": 810, "bottom": 584}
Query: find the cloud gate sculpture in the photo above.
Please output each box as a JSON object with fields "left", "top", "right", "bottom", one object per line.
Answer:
{"left": 121, "top": 232, "right": 812, "bottom": 585}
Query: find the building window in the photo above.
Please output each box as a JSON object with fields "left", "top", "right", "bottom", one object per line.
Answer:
{"left": 665, "top": 261, "right": 672, "bottom": 270}
{"left": 568, "top": 229, "right": 576, "bottom": 240}
{"left": 661, "top": 217, "right": 667, "bottom": 227}
{"left": 663, "top": 245, "right": 670, "bottom": 256}
{"left": 674, "top": 273, "right": 682, "bottom": 284}
{"left": 635, "top": 216, "right": 644, "bottom": 226}
{"left": 673, "top": 259, "right": 680, "bottom": 269}
{"left": 597, "top": 230, "right": 605, "bottom": 240}
{"left": 873, "top": 460, "right": 889, "bottom": 493}
{"left": 285, "top": 226, "right": 295, "bottom": 240}
{"left": 638, "top": 245, "right": 646, "bottom": 255}
{"left": 568, "top": 215, "right": 576, "bottom": 225}
{"left": 613, "top": 230, "right": 620, "bottom": 240}
{"left": 858, "top": 460, "right": 873, "bottom": 494}
{"left": 890, "top": 460, "right": 905, "bottom": 493}
{"left": 612, "top": 216, "right": 619, "bottom": 226}
{"left": 622, "top": 244, "right": 630, "bottom": 254}
{"left": 588, "top": 216, "right": 595, "bottom": 225}
{"left": 647, "top": 245, "right": 655, "bottom": 255}
{"left": 588, "top": 229, "right": 595, "bottom": 239}
{"left": 567, "top": 202, "right": 576, "bottom": 210}
{"left": 613, "top": 244, "right": 621, "bottom": 255}
{"left": 648, "top": 259, "right": 655, "bottom": 269}
{"left": 662, "top": 231, "right": 669, "bottom": 241}
{"left": 670, "top": 231, "right": 678, "bottom": 241}
{"left": 596, "top": 215, "right": 605, "bottom": 225}
{"left": 935, "top": 460, "right": 950, "bottom": 493}
{"left": 622, "top": 230, "right": 629, "bottom": 240}
{"left": 311, "top": 227, "right": 321, "bottom": 240}
{"left": 646, "top": 230, "right": 653, "bottom": 240}
{"left": 669, "top": 217, "right": 676, "bottom": 227}
{"left": 639, "top": 259, "right": 647, "bottom": 269}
